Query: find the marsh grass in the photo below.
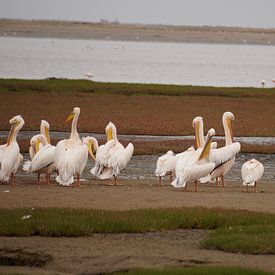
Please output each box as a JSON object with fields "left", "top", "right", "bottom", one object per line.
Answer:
{"left": 1, "top": 79, "right": 275, "bottom": 98}
{"left": 202, "top": 225, "right": 275, "bottom": 254}
{"left": 1, "top": 207, "right": 275, "bottom": 255}
{"left": 0, "top": 207, "right": 274, "bottom": 236}
{"left": 112, "top": 266, "right": 271, "bottom": 275}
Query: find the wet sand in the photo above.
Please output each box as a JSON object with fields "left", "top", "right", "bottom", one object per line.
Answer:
{"left": 1, "top": 180, "right": 275, "bottom": 274}
{"left": 1, "top": 19, "right": 275, "bottom": 45}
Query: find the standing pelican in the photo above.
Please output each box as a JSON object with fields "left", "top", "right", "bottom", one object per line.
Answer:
{"left": 0, "top": 115, "right": 24, "bottom": 184}
{"left": 155, "top": 151, "right": 176, "bottom": 185}
{"left": 23, "top": 134, "right": 56, "bottom": 184}
{"left": 171, "top": 129, "right": 216, "bottom": 192}
{"left": 241, "top": 159, "right": 264, "bottom": 192}
{"left": 200, "top": 112, "right": 241, "bottom": 187}
{"left": 91, "top": 122, "right": 134, "bottom": 185}
{"left": 54, "top": 107, "right": 87, "bottom": 187}
{"left": 29, "top": 120, "right": 51, "bottom": 160}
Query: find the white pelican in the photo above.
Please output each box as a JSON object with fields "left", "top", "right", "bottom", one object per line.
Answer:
{"left": 54, "top": 107, "right": 88, "bottom": 187}
{"left": 23, "top": 134, "right": 56, "bottom": 184}
{"left": 241, "top": 159, "right": 264, "bottom": 192}
{"left": 155, "top": 151, "right": 177, "bottom": 185}
{"left": 91, "top": 122, "right": 134, "bottom": 185}
{"left": 192, "top": 116, "right": 217, "bottom": 149}
{"left": 200, "top": 112, "right": 241, "bottom": 187}
{"left": 155, "top": 116, "right": 216, "bottom": 186}
{"left": 0, "top": 115, "right": 24, "bottom": 184}
{"left": 171, "top": 129, "right": 216, "bottom": 192}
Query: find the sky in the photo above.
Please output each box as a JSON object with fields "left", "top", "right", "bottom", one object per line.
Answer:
{"left": 0, "top": 0, "right": 275, "bottom": 28}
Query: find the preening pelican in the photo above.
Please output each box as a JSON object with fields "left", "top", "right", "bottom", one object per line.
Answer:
{"left": 0, "top": 115, "right": 24, "bottom": 184}
{"left": 241, "top": 159, "right": 264, "bottom": 192}
{"left": 55, "top": 107, "right": 87, "bottom": 187}
{"left": 23, "top": 134, "right": 56, "bottom": 184}
{"left": 155, "top": 151, "right": 177, "bottom": 185}
{"left": 171, "top": 129, "right": 216, "bottom": 192}
{"left": 200, "top": 112, "right": 241, "bottom": 187}
{"left": 91, "top": 122, "right": 134, "bottom": 185}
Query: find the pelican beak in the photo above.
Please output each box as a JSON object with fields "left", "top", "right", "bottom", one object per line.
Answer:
{"left": 66, "top": 112, "right": 75, "bottom": 123}
{"left": 195, "top": 123, "right": 201, "bottom": 149}
{"left": 199, "top": 131, "right": 213, "bottom": 161}
{"left": 45, "top": 127, "right": 51, "bottom": 144}
{"left": 35, "top": 139, "right": 41, "bottom": 153}
{"left": 87, "top": 140, "right": 96, "bottom": 160}
{"left": 227, "top": 118, "right": 234, "bottom": 140}
{"left": 107, "top": 128, "right": 113, "bottom": 141}
{"left": 7, "top": 121, "right": 17, "bottom": 145}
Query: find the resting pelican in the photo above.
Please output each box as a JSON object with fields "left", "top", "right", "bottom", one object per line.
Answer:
{"left": 54, "top": 107, "right": 87, "bottom": 187}
{"left": 193, "top": 116, "right": 217, "bottom": 149}
{"left": 155, "top": 151, "right": 176, "bottom": 185}
{"left": 23, "top": 134, "right": 56, "bottom": 184}
{"left": 241, "top": 159, "right": 264, "bottom": 192}
{"left": 91, "top": 122, "right": 134, "bottom": 185}
{"left": 200, "top": 112, "right": 241, "bottom": 187}
{"left": 171, "top": 129, "right": 216, "bottom": 192}
{"left": 155, "top": 116, "right": 215, "bottom": 186}
{"left": 0, "top": 115, "right": 24, "bottom": 184}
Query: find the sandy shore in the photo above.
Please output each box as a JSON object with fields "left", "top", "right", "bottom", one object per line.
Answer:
{"left": 1, "top": 180, "right": 275, "bottom": 274}
{"left": 1, "top": 19, "right": 275, "bottom": 45}
{"left": 1, "top": 180, "right": 274, "bottom": 213}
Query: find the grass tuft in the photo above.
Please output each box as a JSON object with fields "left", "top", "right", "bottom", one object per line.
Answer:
{"left": 112, "top": 266, "right": 271, "bottom": 275}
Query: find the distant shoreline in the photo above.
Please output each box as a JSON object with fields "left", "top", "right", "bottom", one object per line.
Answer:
{"left": 1, "top": 18, "right": 275, "bottom": 45}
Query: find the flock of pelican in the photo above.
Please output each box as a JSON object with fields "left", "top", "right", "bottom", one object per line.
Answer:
{"left": 155, "top": 112, "right": 264, "bottom": 192}
{"left": 0, "top": 108, "right": 264, "bottom": 192}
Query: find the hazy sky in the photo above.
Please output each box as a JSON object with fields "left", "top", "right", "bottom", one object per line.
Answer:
{"left": 1, "top": 0, "right": 275, "bottom": 28}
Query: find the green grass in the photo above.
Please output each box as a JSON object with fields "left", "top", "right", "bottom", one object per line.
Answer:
{"left": 112, "top": 266, "right": 271, "bottom": 275}
{"left": 1, "top": 207, "right": 275, "bottom": 255}
{"left": 0, "top": 78, "right": 275, "bottom": 97}
{"left": 202, "top": 225, "right": 275, "bottom": 254}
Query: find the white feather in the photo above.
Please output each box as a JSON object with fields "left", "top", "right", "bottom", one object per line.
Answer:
{"left": 241, "top": 159, "right": 264, "bottom": 186}
{"left": 155, "top": 150, "right": 177, "bottom": 177}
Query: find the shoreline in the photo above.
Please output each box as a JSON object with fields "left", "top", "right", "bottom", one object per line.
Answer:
{"left": 1, "top": 19, "right": 275, "bottom": 45}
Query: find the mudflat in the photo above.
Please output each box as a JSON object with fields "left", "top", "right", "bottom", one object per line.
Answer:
{"left": 1, "top": 19, "right": 275, "bottom": 45}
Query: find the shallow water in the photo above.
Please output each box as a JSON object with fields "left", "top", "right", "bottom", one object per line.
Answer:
{"left": 19, "top": 153, "right": 274, "bottom": 183}
{"left": 1, "top": 131, "right": 275, "bottom": 145}
{"left": 1, "top": 37, "right": 275, "bottom": 87}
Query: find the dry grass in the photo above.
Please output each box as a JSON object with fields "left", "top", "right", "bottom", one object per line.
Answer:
{"left": 0, "top": 79, "right": 275, "bottom": 137}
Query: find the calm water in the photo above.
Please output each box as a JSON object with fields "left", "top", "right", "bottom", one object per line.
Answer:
{"left": 1, "top": 37, "right": 275, "bottom": 87}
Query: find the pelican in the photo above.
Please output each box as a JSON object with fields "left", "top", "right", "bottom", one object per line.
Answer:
{"left": 91, "top": 122, "right": 134, "bottom": 185}
{"left": 155, "top": 151, "right": 176, "bottom": 185}
{"left": 200, "top": 112, "right": 241, "bottom": 187}
{"left": 192, "top": 116, "right": 217, "bottom": 149}
{"left": 171, "top": 129, "right": 216, "bottom": 192}
{"left": 54, "top": 107, "right": 88, "bottom": 187}
{"left": 0, "top": 115, "right": 24, "bottom": 184}
{"left": 241, "top": 159, "right": 264, "bottom": 192}
{"left": 23, "top": 134, "right": 56, "bottom": 184}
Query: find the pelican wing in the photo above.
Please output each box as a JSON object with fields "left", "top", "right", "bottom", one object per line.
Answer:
{"left": 107, "top": 142, "right": 134, "bottom": 177}
{"left": 55, "top": 140, "right": 88, "bottom": 185}
{"left": 0, "top": 143, "right": 19, "bottom": 181}
{"left": 241, "top": 160, "right": 264, "bottom": 185}
{"left": 210, "top": 142, "right": 241, "bottom": 167}
{"left": 24, "top": 145, "right": 56, "bottom": 173}
{"left": 155, "top": 150, "right": 176, "bottom": 177}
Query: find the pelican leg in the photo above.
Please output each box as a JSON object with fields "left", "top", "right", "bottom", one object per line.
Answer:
{"left": 10, "top": 173, "right": 15, "bottom": 185}
{"left": 254, "top": 181, "right": 257, "bottom": 193}
{"left": 221, "top": 176, "right": 225, "bottom": 188}
{"left": 46, "top": 173, "right": 50, "bottom": 185}
{"left": 36, "top": 173, "right": 41, "bottom": 184}
{"left": 76, "top": 174, "right": 80, "bottom": 188}
{"left": 159, "top": 176, "right": 162, "bottom": 186}
{"left": 246, "top": 184, "right": 248, "bottom": 193}
{"left": 216, "top": 177, "right": 219, "bottom": 187}
{"left": 114, "top": 176, "right": 117, "bottom": 186}
{"left": 195, "top": 180, "right": 198, "bottom": 192}
{"left": 169, "top": 173, "right": 173, "bottom": 183}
